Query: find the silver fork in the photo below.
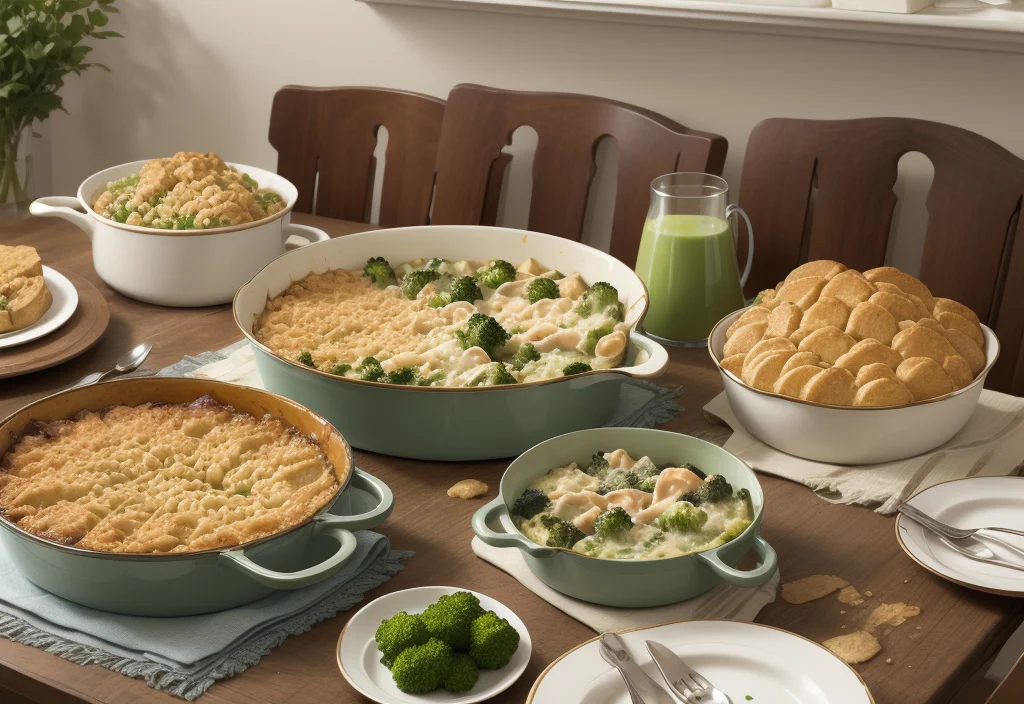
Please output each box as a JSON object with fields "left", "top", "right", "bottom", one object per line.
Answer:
{"left": 898, "top": 503, "right": 1024, "bottom": 542}
{"left": 646, "top": 640, "right": 731, "bottom": 704}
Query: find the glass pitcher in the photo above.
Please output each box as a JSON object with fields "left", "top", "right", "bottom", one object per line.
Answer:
{"left": 634, "top": 173, "right": 754, "bottom": 347}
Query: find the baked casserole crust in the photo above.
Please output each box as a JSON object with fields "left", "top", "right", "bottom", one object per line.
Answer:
{"left": 0, "top": 397, "right": 340, "bottom": 554}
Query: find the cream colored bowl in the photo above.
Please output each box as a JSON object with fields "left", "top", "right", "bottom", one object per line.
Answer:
{"left": 708, "top": 308, "right": 1001, "bottom": 464}
{"left": 29, "top": 160, "right": 328, "bottom": 307}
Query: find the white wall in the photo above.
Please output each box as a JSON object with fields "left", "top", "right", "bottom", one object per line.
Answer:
{"left": 40, "top": 0, "right": 1024, "bottom": 270}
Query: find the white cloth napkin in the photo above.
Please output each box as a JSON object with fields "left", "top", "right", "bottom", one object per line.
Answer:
{"left": 704, "top": 390, "right": 1024, "bottom": 514}
{"left": 471, "top": 537, "right": 778, "bottom": 634}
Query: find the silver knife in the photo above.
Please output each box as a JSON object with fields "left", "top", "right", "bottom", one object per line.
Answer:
{"left": 647, "top": 640, "right": 732, "bottom": 704}
{"left": 939, "top": 535, "right": 1024, "bottom": 572}
{"left": 599, "top": 633, "right": 677, "bottom": 704}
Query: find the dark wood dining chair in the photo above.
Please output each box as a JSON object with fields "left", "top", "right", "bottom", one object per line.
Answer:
{"left": 736, "top": 117, "right": 1024, "bottom": 394}
{"left": 268, "top": 86, "right": 445, "bottom": 227}
{"left": 430, "top": 84, "right": 728, "bottom": 268}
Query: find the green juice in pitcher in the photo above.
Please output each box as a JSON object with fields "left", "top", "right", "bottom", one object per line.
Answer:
{"left": 635, "top": 214, "right": 747, "bottom": 344}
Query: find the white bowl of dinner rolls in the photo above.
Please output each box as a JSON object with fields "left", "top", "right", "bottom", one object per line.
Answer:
{"left": 708, "top": 260, "right": 1000, "bottom": 465}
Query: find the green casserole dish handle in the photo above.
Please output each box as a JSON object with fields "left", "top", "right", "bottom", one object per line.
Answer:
{"left": 472, "top": 496, "right": 557, "bottom": 558}
{"left": 695, "top": 535, "right": 778, "bottom": 587}
{"left": 218, "top": 470, "right": 394, "bottom": 589}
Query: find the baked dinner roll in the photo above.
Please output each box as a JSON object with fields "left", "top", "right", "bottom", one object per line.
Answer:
{"left": 854, "top": 378, "right": 915, "bottom": 407}
{"left": 765, "top": 302, "right": 803, "bottom": 339}
{"left": 942, "top": 355, "right": 973, "bottom": 390}
{"left": 939, "top": 328, "right": 985, "bottom": 376}
{"left": 800, "top": 367, "right": 857, "bottom": 406}
{"left": 897, "top": 357, "right": 955, "bottom": 401}
{"left": 746, "top": 352, "right": 793, "bottom": 392}
{"left": 776, "top": 276, "right": 827, "bottom": 310}
{"left": 801, "top": 296, "right": 851, "bottom": 333}
{"left": 774, "top": 364, "right": 824, "bottom": 398}
{"left": 868, "top": 290, "right": 921, "bottom": 323}
{"left": 935, "top": 311, "right": 984, "bottom": 348}
{"left": 721, "top": 353, "right": 746, "bottom": 378}
{"left": 834, "top": 338, "right": 903, "bottom": 374}
{"left": 892, "top": 325, "right": 958, "bottom": 366}
{"left": 723, "top": 321, "right": 768, "bottom": 357}
{"left": 874, "top": 282, "right": 932, "bottom": 320}
{"left": 855, "top": 362, "right": 900, "bottom": 387}
{"left": 863, "top": 267, "right": 934, "bottom": 310}
{"left": 845, "top": 301, "right": 899, "bottom": 346}
{"left": 743, "top": 337, "right": 797, "bottom": 377}
{"left": 932, "top": 297, "right": 980, "bottom": 326}
{"left": 781, "top": 351, "right": 822, "bottom": 375}
{"left": 820, "top": 270, "right": 876, "bottom": 309}
{"left": 797, "top": 326, "right": 856, "bottom": 365}
{"left": 726, "top": 306, "right": 770, "bottom": 339}
{"left": 784, "top": 260, "right": 847, "bottom": 283}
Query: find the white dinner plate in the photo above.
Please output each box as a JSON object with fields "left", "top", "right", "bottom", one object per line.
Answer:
{"left": 0, "top": 266, "right": 79, "bottom": 349}
{"left": 337, "top": 586, "right": 532, "bottom": 703}
{"left": 527, "top": 620, "right": 873, "bottom": 704}
{"left": 896, "top": 476, "right": 1024, "bottom": 596}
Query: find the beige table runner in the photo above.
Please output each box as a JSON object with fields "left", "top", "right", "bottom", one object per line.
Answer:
{"left": 703, "top": 390, "right": 1024, "bottom": 514}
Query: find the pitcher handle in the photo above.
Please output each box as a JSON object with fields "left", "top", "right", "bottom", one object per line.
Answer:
{"left": 726, "top": 204, "right": 754, "bottom": 288}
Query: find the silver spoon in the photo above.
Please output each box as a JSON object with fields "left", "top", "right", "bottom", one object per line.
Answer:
{"left": 70, "top": 342, "right": 152, "bottom": 389}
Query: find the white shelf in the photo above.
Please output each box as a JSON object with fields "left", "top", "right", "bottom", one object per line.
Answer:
{"left": 360, "top": 0, "right": 1024, "bottom": 54}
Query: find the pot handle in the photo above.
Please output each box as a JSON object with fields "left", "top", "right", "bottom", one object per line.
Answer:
{"left": 220, "top": 522, "right": 359, "bottom": 590}
{"left": 29, "top": 197, "right": 94, "bottom": 239}
{"left": 695, "top": 535, "right": 778, "bottom": 588}
{"left": 471, "top": 496, "right": 557, "bottom": 558}
{"left": 621, "top": 331, "right": 669, "bottom": 380}
{"left": 313, "top": 468, "right": 394, "bottom": 532}
{"left": 283, "top": 222, "right": 330, "bottom": 249}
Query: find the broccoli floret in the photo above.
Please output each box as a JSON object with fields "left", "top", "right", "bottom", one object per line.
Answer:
{"left": 679, "top": 490, "right": 702, "bottom": 506}
{"left": 511, "top": 489, "right": 550, "bottom": 520}
{"left": 700, "top": 475, "right": 734, "bottom": 503}
{"left": 488, "top": 363, "right": 517, "bottom": 386}
{"left": 444, "top": 653, "right": 479, "bottom": 693}
{"left": 525, "top": 277, "right": 560, "bottom": 304}
{"left": 456, "top": 313, "right": 510, "bottom": 358}
{"left": 375, "top": 612, "right": 430, "bottom": 668}
{"left": 562, "top": 362, "right": 592, "bottom": 376}
{"left": 598, "top": 469, "right": 639, "bottom": 494}
{"left": 510, "top": 342, "right": 540, "bottom": 371}
{"left": 328, "top": 363, "right": 352, "bottom": 376}
{"left": 363, "top": 257, "right": 396, "bottom": 288}
{"left": 420, "top": 592, "right": 485, "bottom": 650}
{"left": 426, "top": 257, "right": 447, "bottom": 271}
{"left": 449, "top": 275, "right": 483, "bottom": 304}
{"left": 752, "top": 291, "right": 766, "bottom": 305}
{"left": 428, "top": 292, "right": 451, "bottom": 308}
{"left": 401, "top": 269, "right": 441, "bottom": 299}
{"left": 637, "top": 476, "right": 658, "bottom": 493}
{"left": 593, "top": 507, "right": 633, "bottom": 541}
{"left": 657, "top": 501, "right": 709, "bottom": 533}
{"left": 356, "top": 356, "right": 385, "bottom": 382}
{"left": 543, "top": 517, "right": 586, "bottom": 549}
{"left": 737, "top": 487, "right": 751, "bottom": 502}
{"left": 685, "top": 463, "right": 707, "bottom": 480}
{"left": 391, "top": 638, "right": 452, "bottom": 693}
{"left": 476, "top": 260, "right": 517, "bottom": 289}
{"left": 469, "top": 611, "right": 521, "bottom": 669}
{"left": 385, "top": 367, "right": 418, "bottom": 385}
{"left": 0, "top": 295, "right": 7, "bottom": 311}
{"left": 416, "top": 371, "right": 445, "bottom": 386}
{"left": 575, "top": 282, "right": 622, "bottom": 319}
{"left": 582, "top": 322, "right": 617, "bottom": 355}
{"left": 296, "top": 351, "right": 315, "bottom": 367}
{"left": 584, "top": 453, "right": 610, "bottom": 476}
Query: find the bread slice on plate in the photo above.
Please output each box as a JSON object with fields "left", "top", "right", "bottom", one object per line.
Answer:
{"left": 0, "top": 245, "right": 52, "bottom": 333}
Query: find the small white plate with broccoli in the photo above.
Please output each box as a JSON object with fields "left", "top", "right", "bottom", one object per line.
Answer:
{"left": 337, "top": 586, "right": 532, "bottom": 703}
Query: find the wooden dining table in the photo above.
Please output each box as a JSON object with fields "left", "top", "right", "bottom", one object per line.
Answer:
{"left": 1, "top": 213, "right": 1022, "bottom": 704}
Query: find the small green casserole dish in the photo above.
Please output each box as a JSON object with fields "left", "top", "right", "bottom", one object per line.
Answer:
{"left": 472, "top": 427, "right": 777, "bottom": 607}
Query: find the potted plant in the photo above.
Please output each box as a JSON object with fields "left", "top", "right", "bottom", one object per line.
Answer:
{"left": 0, "top": 0, "right": 120, "bottom": 220}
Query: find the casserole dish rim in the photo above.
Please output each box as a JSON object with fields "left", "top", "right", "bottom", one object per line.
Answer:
{"left": 0, "top": 377, "right": 354, "bottom": 561}
{"left": 232, "top": 224, "right": 667, "bottom": 393}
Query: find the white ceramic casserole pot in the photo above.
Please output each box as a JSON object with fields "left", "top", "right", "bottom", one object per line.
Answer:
{"left": 708, "top": 308, "right": 1001, "bottom": 465}
{"left": 29, "top": 160, "right": 329, "bottom": 307}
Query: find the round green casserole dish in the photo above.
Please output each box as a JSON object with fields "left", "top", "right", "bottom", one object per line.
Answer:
{"left": 472, "top": 427, "right": 778, "bottom": 607}
{"left": 0, "top": 378, "right": 394, "bottom": 616}
{"left": 232, "top": 225, "right": 669, "bottom": 461}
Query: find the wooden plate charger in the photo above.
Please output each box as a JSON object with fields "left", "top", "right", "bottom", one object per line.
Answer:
{"left": 0, "top": 270, "right": 109, "bottom": 379}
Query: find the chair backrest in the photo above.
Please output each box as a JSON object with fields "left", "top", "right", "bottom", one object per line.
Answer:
{"left": 430, "top": 84, "right": 728, "bottom": 267}
{"left": 268, "top": 86, "right": 445, "bottom": 227}
{"left": 738, "top": 117, "right": 1024, "bottom": 394}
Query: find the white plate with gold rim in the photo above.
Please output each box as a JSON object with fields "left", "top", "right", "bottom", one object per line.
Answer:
{"left": 0, "top": 266, "right": 78, "bottom": 349}
{"left": 337, "top": 586, "right": 531, "bottom": 703}
{"left": 897, "top": 476, "right": 1024, "bottom": 596}
{"left": 527, "top": 620, "right": 873, "bottom": 704}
